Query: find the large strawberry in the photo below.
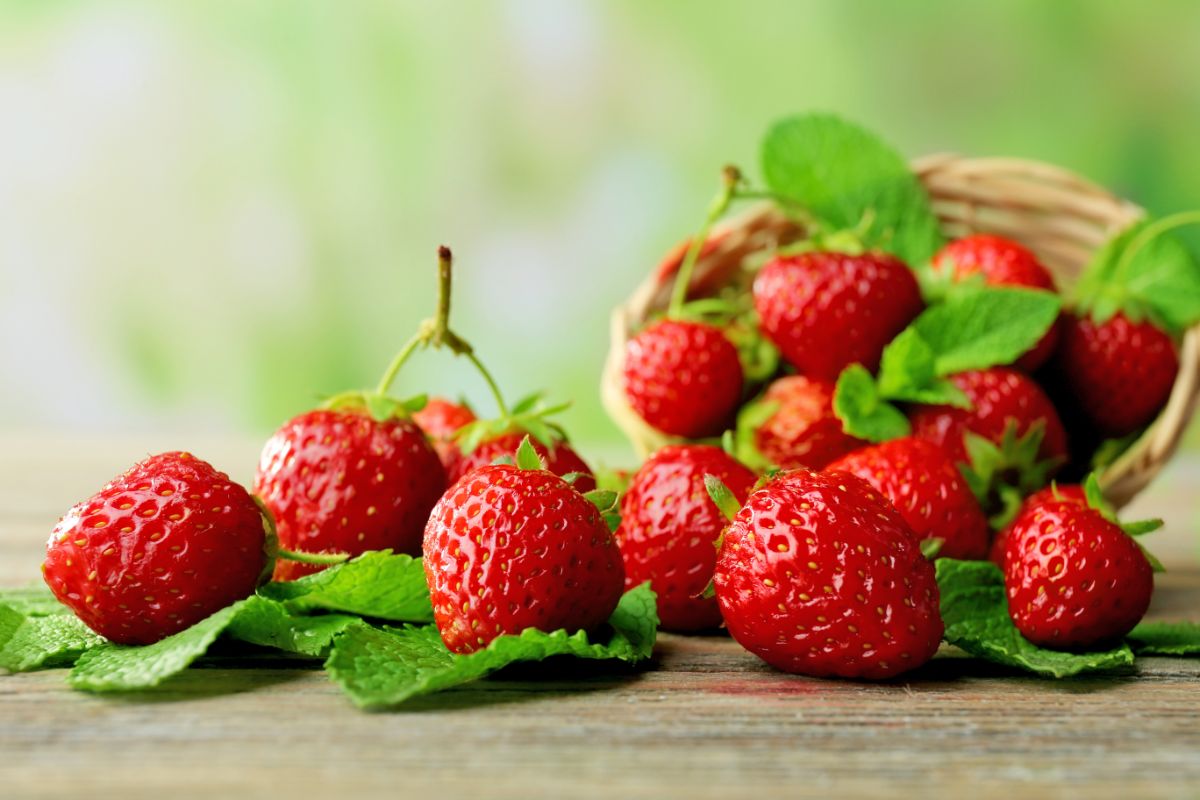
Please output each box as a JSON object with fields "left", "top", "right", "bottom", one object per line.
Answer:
{"left": 615, "top": 444, "right": 756, "bottom": 631}
{"left": 413, "top": 396, "right": 476, "bottom": 468}
{"left": 711, "top": 468, "right": 942, "bottom": 679}
{"left": 738, "top": 375, "right": 863, "bottom": 470}
{"left": 989, "top": 483, "right": 1086, "bottom": 567}
{"left": 423, "top": 441, "right": 625, "bottom": 654}
{"left": 930, "top": 234, "right": 1060, "bottom": 370}
{"left": 43, "top": 452, "right": 272, "bottom": 645}
{"left": 826, "top": 437, "right": 989, "bottom": 560}
{"left": 1002, "top": 477, "right": 1158, "bottom": 649}
{"left": 753, "top": 250, "right": 923, "bottom": 380}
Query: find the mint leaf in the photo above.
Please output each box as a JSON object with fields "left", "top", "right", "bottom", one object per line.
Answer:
{"left": 226, "top": 597, "right": 362, "bottom": 656}
{"left": 0, "top": 605, "right": 104, "bottom": 672}
{"left": 1126, "top": 621, "right": 1200, "bottom": 655}
{"left": 936, "top": 559, "right": 1134, "bottom": 677}
{"left": 761, "top": 113, "right": 944, "bottom": 265}
{"left": 833, "top": 364, "right": 911, "bottom": 442}
{"left": 258, "top": 551, "right": 433, "bottom": 623}
{"left": 0, "top": 585, "right": 70, "bottom": 616}
{"left": 325, "top": 584, "right": 658, "bottom": 709}
{"left": 69, "top": 602, "right": 246, "bottom": 692}
{"left": 876, "top": 328, "right": 970, "bottom": 406}
{"left": 911, "top": 287, "right": 1061, "bottom": 375}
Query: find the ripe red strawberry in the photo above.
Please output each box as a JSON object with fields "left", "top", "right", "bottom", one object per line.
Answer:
{"left": 623, "top": 319, "right": 744, "bottom": 438}
{"left": 615, "top": 445, "right": 756, "bottom": 631}
{"left": 413, "top": 396, "right": 476, "bottom": 468}
{"left": 256, "top": 408, "right": 446, "bottom": 580}
{"left": 423, "top": 462, "right": 625, "bottom": 654}
{"left": 747, "top": 375, "right": 865, "bottom": 469}
{"left": 909, "top": 367, "right": 1068, "bottom": 466}
{"left": 1053, "top": 312, "right": 1178, "bottom": 438}
{"left": 989, "top": 484, "right": 1086, "bottom": 567}
{"left": 931, "top": 234, "right": 1060, "bottom": 370}
{"left": 713, "top": 468, "right": 942, "bottom": 679}
{"left": 43, "top": 452, "right": 270, "bottom": 645}
{"left": 1003, "top": 498, "right": 1153, "bottom": 648}
{"left": 826, "top": 437, "right": 989, "bottom": 560}
{"left": 447, "top": 431, "right": 595, "bottom": 493}
{"left": 753, "top": 251, "right": 923, "bottom": 380}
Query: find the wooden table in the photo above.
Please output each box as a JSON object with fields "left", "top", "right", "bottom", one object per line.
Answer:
{"left": 2, "top": 433, "right": 1199, "bottom": 799}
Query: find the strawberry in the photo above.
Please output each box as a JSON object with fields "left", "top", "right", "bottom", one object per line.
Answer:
{"left": 1052, "top": 312, "right": 1178, "bottom": 438}
{"left": 615, "top": 445, "right": 756, "bottom": 631}
{"left": 989, "top": 484, "right": 1086, "bottom": 567}
{"left": 423, "top": 449, "right": 625, "bottom": 654}
{"left": 712, "top": 468, "right": 942, "bottom": 679}
{"left": 930, "top": 234, "right": 1060, "bottom": 370}
{"left": 753, "top": 251, "right": 923, "bottom": 380}
{"left": 1003, "top": 489, "right": 1155, "bottom": 649}
{"left": 43, "top": 452, "right": 271, "bottom": 645}
{"left": 256, "top": 408, "right": 446, "bottom": 580}
{"left": 622, "top": 318, "right": 744, "bottom": 438}
{"left": 447, "top": 430, "right": 595, "bottom": 493}
{"left": 413, "top": 396, "right": 476, "bottom": 468}
{"left": 826, "top": 437, "right": 989, "bottom": 560}
{"left": 741, "top": 375, "right": 864, "bottom": 470}
{"left": 909, "top": 367, "right": 1068, "bottom": 466}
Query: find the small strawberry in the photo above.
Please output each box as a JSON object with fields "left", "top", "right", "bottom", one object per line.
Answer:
{"left": 615, "top": 444, "right": 756, "bottom": 631}
{"left": 43, "top": 452, "right": 272, "bottom": 645}
{"left": 930, "top": 234, "right": 1060, "bottom": 371}
{"left": 1053, "top": 312, "right": 1178, "bottom": 438}
{"left": 1002, "top": 477, "right": 1159, "bottom": 649}
{"left": 447, "top": 429, "right": 595, "bottom": 493}
{"left": 738, "top": 374, "right": 864, "bottom": 470}
{"left": 826, "top": 437, "right": 989, "bottom": 560}
{"left": 711, "top": 468, "right": 942, "bottom": 679}
{"left": 423, "top": 439, "right": 625, "bottom": 654}
{"left": 989, "top": 483, "right": 1086, "bottom": 567}
{"left": 753, "top": 250, "right": 923, "bottom": 380}
{"left": 413, "top": 396, "right": 476, "bottom": 468}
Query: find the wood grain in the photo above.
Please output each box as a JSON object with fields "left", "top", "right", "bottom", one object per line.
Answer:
{"left": 2, "top": 435, "right": 1199, "bottom": 799}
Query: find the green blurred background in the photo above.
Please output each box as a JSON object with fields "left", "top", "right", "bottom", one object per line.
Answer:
{"left": 3, "top": 0, "right": 1199, "bottom": 464}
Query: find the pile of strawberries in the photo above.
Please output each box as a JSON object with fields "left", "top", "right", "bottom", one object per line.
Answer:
{"left": 32, "top": 115, "right": 1200, "bottom": 687}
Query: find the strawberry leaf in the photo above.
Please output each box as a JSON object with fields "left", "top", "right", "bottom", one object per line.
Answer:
{"left": 324, "top": 583, "right": 658, "bottom": 709}
{"left": 760, "top": 113, "right": 944, "bottom": 265}
{"left": 258, "top": 551, "right": 434, "bottom": 623}
{"left": 833, "top": 364, "right": 911, "bottom": 442}
{"left": 936, "top": 559, "right": 1135, "bottom": 678}
{"left": 1126, "top": 621, "right": 1200, "bottom": 656}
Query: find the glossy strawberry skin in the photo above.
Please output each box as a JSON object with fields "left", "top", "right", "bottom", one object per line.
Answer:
{"left": 909, "top": 367, "right": 1068, "bottom": 465}
{"left": 255, "top": 408, "right": 446, "bottom": 580}
{"left": 1003, "top": 500, "right": 1152, "bottom": 648}
{"left": 826, "top": 437, "right": 989, "bottom": 560}
{"left": 753, "top": 251, "right": 923, "bottom": 380}
{"left": 932, "top": 235, "right": 1060, "bottom": 371}
{"left": 753, "top": 375, "right": 865, "bottom": 470}
{"left": 43, "top": 452, "right": 268, "bottom": 645}
{"left": 616, "top": 445, "right": 757, "bottom": 631}
{"left": 413, "top": 397, "right": 476, "bottom": 468}
{"left": 447, "top": 432, "right": 595, "bottom": 493}
{"left": 1054, "top": 313, "right": 1178, "bottom": 438}
{"left": 623, "top": 319, "right": 744, "bottom": 438}
{"left": 423, "top": 464, "right": 625, "bottom": 654}
{"left": 989, "top": 484, "right": 1086, "bottom": 567}
{"left": 713, "top": 469, "right": 943, "bottom": 679}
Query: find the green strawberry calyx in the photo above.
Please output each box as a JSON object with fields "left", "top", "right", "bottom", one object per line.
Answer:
{"left": 961, "top": 421, "right": 1061, "bottom": 528}
{"left": 1081, "top": 473, "right": 1165, "bottom": 572}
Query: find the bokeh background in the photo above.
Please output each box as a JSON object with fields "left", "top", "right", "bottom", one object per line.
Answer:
{"left": 3, "top": 0, "right": 1200, "bottom": 465}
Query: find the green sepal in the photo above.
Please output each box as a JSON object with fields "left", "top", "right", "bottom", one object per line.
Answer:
{"left": 958, "top": 421, "right": 1059, "bottom": 521}
{"left": 583, "top": 489, "right": 622, "bottom": 533}
{"left": 1081, "top": 474, "right": 1165, "bottom": 571}
{"left": 455, "top": 395, "right": 573, "bottom": 456}
{"left": 704, "top": 474, "right": 742, "bottom": 522}
{"left": 515, "top": 435, "right": 546, "bottom": 471}
{"left": 919, "top": 538, "right": 945, "bottom": 560}
{"left": 733, "top": 395, "right": 780, "bottom": 471}
{"left": 1091, "top": 431, "right": 1143, "bottom": 471}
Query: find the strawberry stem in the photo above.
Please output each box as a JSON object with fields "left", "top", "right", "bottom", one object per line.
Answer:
{"left": 276, "top": 548, "right": 352, "bottom": 566}
{"left": 373, "top": 331, "right": 428, "bottom": 398}
{"left": 667, "top": 165, "right": 743, "bottom": 318}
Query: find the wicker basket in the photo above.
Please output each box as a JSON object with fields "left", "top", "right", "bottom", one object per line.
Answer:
{"left": 602, "top": 154, "right": 1200, "bottom": 509}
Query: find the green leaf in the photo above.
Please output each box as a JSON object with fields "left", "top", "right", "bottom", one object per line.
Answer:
{"left": 364, "top": 393, "right": 402, "bottom": 422}
{"left": 515, "top": 435, "right": 546, "bottom": 470}
{"left": 760, "top": 113, "right": 944, "bottom": 265}
{"left": 0, "top": 585, "right": 71, "bottom": 616}
{"left": 1126, "top": 621, "right": 1200, "bottom": 655}
{"left": 911, "top": 287, "right": 1061, "bottom": 376}
{"left": 69, "top": 602, "right": 246, "bottom": 692}
{"left": 876, "top": 328, "right": 971, "bottom": 406}
{"left": 258, "top": 551, "right": 433, "bottom": 623}
{"left": 226, "top": 598, "right": 363, "bottom": 656}
{"left": 703, "top": 474, "right": 742, "bottom": 522}
{"left": 936, "top": 559, "right": 1134, "bottom": 678}
{"left": 325, "top": 584, "right": 659, "bottom": 709}
{"left": 833, "top": 364, "right": 911, "bottom": 442}
{"left": 0, "top": 605, "right": 104, "bottom": 672}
